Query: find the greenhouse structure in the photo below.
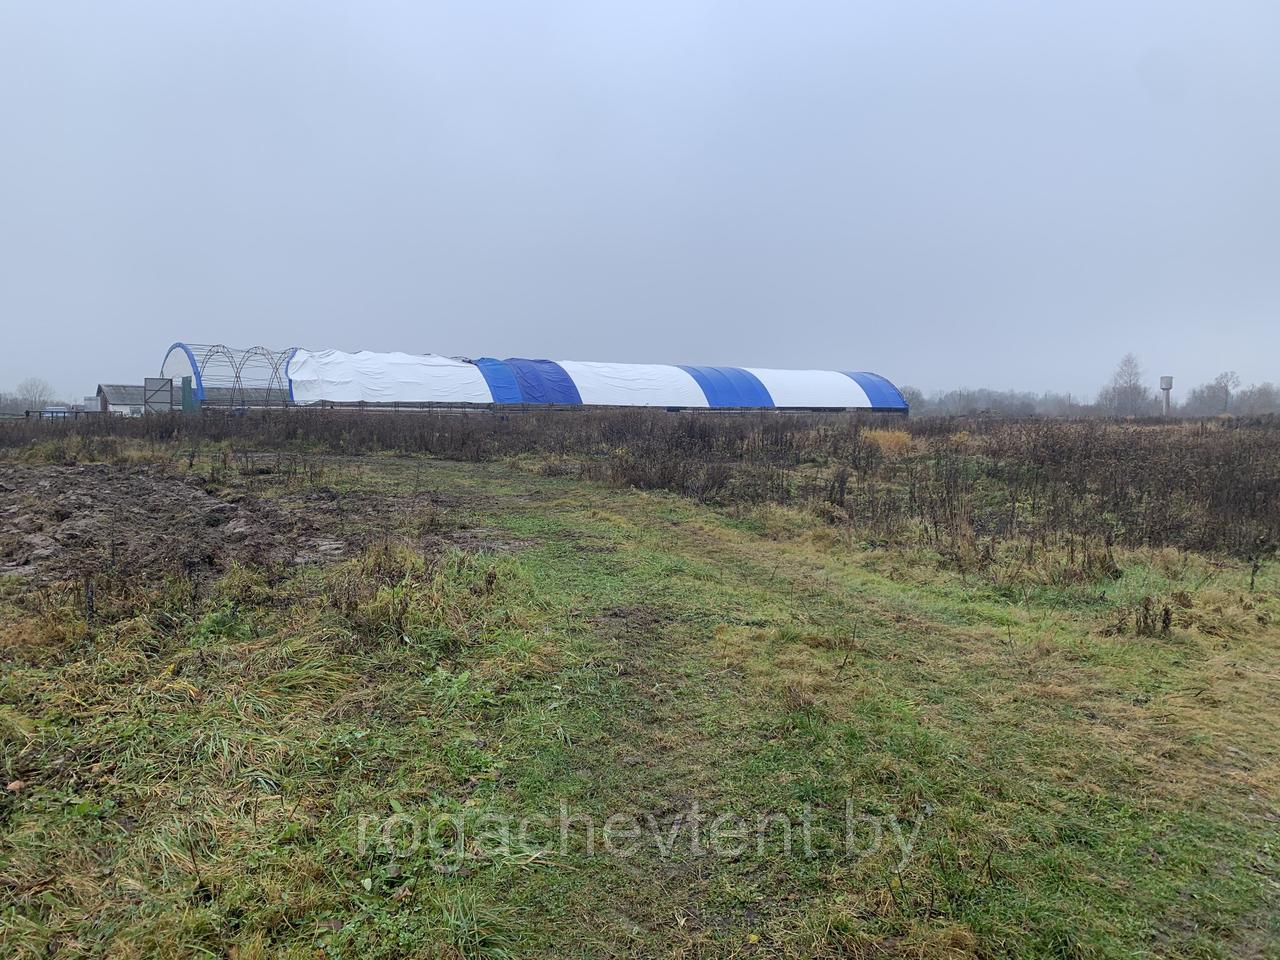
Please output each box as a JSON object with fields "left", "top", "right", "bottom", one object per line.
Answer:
{"left": 160, "top": 343, "right": 908, "bottom": 412}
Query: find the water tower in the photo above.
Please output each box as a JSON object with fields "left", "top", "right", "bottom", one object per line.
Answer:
{"left": 1160, "top": 376, "right": 1173, "bottom": 417}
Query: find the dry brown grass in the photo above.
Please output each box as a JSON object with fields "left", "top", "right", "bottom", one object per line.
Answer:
{"left": 864, "top": 428, "right": 914, "bottom": 460}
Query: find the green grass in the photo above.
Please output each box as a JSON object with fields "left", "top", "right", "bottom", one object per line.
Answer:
{"left": 2, "top": 454, "right": 1278, "bottom": 958}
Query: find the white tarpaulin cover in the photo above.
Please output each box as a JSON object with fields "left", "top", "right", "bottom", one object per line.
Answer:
{"left": 744, "top": 368, "right": 873, "bottom": 408}
{"left": 288, "top": 350, "right": 493, "bottom": 404}
{"left": 556, "top": 361, "right": 709, "bottom": 407}
{"left": 270, "top": 346, "right": 909, "bottom": 410}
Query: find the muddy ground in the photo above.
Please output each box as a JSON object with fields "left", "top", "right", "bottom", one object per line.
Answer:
{"left": 0, "top": 461, "right": 503, "bottom": 583}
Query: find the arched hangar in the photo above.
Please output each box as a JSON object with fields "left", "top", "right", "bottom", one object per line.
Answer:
{"left": 162, "top": 344, "right": 908, "bottom": 412}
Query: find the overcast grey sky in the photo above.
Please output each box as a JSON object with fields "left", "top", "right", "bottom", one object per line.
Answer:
{"left": 1, "top": 1, "right": 1277, "bottom": 399}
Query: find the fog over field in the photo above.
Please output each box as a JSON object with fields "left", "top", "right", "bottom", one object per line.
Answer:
{"left": 1, "top": 1, "right": 1278, "bottom": 398}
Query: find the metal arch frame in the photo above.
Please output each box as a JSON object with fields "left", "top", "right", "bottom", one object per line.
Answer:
{"left": 161, "top": 342, "right": 205, "bottom": 401}
{"left": 161, "top": 342, "right": 295, "bottom": 408}
{"left": 236, "top": 345, "right": 292, "bottom": 408}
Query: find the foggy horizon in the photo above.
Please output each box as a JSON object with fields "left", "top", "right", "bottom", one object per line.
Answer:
{"left": 2, "top": 1, "right": 1277, "bottom": 401}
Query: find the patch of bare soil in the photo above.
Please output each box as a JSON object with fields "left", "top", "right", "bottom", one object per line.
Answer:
{"left": 0, "top": 462, "right": 533, "bottom": 584}
{"left": 0, "top": 463, "right": 348, "bottom": 583}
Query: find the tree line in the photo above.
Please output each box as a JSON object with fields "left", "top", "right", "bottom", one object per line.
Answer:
{"left": 902, "top": 354, "right": 1279, "bottom": 418}
{"left": 0, "top": 377, "right": 64, "bottom": 415}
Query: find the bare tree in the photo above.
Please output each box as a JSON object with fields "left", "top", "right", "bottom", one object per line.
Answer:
{"left": 1099, "top": 353, "right": 1156, "bottom": 417}
{"left": 898, "top": 385, "right": 925, "bottom": 411}
{"left": 1214, "top": 371, "right": 1241, "bottom": 412}
{"left": 14, "top": 377, "right": 57, "bottom": 412}
{"left": 1183, "top": 371, "right": 1242, "bottom": 415}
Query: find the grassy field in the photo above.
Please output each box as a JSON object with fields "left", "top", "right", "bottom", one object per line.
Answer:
{"left": 2, "top": 420, "right": 1279, "bottom": 958}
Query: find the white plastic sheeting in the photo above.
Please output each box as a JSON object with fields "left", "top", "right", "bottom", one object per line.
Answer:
{"left": 556, "top": 361, "right": 709, "bottom": 407}
{"left": 277, "top": 348, "right": 907, "bottom": 409}
{"left": 288, "top": 350, "right": 494, "bottom": 405}
{"left": 744, "top": 368, "right": 872, "bottom": 409}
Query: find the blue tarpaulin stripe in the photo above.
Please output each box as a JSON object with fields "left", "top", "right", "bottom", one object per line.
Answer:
{"left": 677, "top": 366, "right": 774, "bottom": 408}
{"left": 472, "top": 358, "right": 524, "bottom": 404}
{"left": 284, "top": 347, "right": 298, "bottom": 404}
{"left": 841, "top": 371, "right": 908, "bottom": 410}
{"left": 503, "top": 358, "right": 583, "bottom": 404}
